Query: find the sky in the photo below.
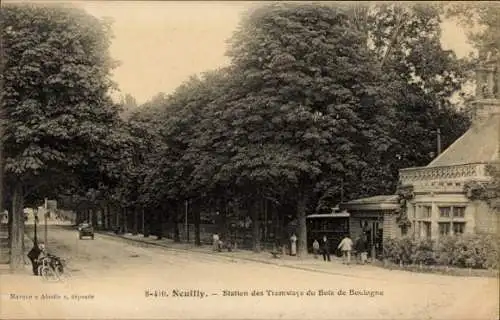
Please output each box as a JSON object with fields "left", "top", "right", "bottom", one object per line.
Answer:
{"left": 75, "top": 1, "right": 474, "bottom": 104}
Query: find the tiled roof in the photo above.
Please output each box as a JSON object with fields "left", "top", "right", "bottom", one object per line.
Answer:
{"left": 428, "top": 113, "right": 500, "bottom": 167}
{"left": 342, "top": 195, "right": 399, "bottom": 205}
{"left": 339, "top": 195, "right": 399, "bottom": 211}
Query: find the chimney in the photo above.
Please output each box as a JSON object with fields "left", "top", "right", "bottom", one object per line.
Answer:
{"left": 472, "top": 49, "right": 500, "bottom": 126}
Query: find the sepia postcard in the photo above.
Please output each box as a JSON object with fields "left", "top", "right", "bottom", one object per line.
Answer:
{"left": 0, "top": 1, "right": 499, "bottom": 319}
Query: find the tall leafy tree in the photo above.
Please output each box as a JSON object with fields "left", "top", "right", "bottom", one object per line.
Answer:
{"left": 340, "top": 2, "right": 472, "bottom": 196}
{"left": 445, "top": 2, "right": 500, "bottom": 54}
{"left": 119, "top": 93, "right": 138, "bottom": 120}
{"left": 222, "top": 3, "right": 397, "bottom": 255}
{"left": 1, "top": 3, "right": 119, "bottom": 270}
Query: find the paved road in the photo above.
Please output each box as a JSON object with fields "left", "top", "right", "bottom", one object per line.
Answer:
{"left": 1, "top": 225, "right": 498, "bottom": 320}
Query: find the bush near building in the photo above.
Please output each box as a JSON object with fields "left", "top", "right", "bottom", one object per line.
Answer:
{"left": 383, "top": 234, "right": 499, "bottom": 270}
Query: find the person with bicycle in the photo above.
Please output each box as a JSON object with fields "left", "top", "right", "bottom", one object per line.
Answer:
{"left": 27, "top": 241, "right": 42, "bottom": 275}
{"left": 27, "top": 242, "right": 47, "bottom": 276}
{"left": 36, "top": 243, "right": 48, "bottom": 269}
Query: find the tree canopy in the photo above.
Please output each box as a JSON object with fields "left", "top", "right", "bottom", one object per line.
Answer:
{"left": 2, "top": 2, "right": 481, "bottom": 265}
{"left": 1, "top": 3, "right": 124, "bottom": 270}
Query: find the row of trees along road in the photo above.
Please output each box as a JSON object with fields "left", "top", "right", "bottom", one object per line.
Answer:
{"left": 1, "top": 2, "right": 497, "bottom": 270}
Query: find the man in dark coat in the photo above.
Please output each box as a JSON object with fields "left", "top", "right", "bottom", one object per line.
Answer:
{"left": 321, "top": 235, "right": 331, "bottom": 262}
{"left": 27, "top": 240, "right": 41, "bottom": 275}
{"left": 355, "top": 235, "right": 368, "bottom": 264}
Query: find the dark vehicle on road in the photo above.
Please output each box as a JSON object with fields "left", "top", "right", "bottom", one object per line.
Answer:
{"left": 78, "top": 223, "right": 94, "bottom": 240}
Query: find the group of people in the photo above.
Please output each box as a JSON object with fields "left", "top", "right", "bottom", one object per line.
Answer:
{"left": 212, "top": 233, "right": 234, "bottom": 252}
{"left": 312, "top": 234, "right": 369, "bottom": 265}
{"left": 211, "top": 231, "right": 370, "bottom": 264}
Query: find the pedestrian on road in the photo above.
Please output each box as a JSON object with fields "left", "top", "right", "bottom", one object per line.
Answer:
{"left": 34, "top": 242, "right": 48, "bottom": 275}
{"left": 27, "top": 241, "right": 42, "bottom": 275}
{"left": 290, "top": 233, "right": 297, "bottom": 256}
{"left": 321, "top": 236, "right": 331, "bottom": 262}
{"left": 338, "top": 234, "right": 353, "bottom": 265}
{"left": 355, "top": 235, "right": 368, "bottom": 264}
{"left": 312, "top": 239, "right": 320, "bottom": 259}
{"left": 212, "top": 233, "right": 220, "bottom": 252}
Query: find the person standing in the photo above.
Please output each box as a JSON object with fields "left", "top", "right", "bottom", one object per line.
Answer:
{"left": 338, "top": 234, "right": 353, "bottom": 265}
{"left": 321, "top": 236, "right": 330, "bottom": 262}
{"left": 212, "top": 233, "right": 220, "bottom": 252}
{"left": 290, "top": 233, "right": 297, "bottom": 256}
{"left": 312, "top": 239, "right": 320, "bottom": 259}
{"left": 27, "top": 241, "right": 42, "bottom": 275}
{"left": 355, "top": 235, "right": 368, "bottom": 264}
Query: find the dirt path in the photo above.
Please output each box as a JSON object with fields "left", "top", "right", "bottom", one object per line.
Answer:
{"left": 1, "top": 225, "right": 497, "bottom": 319}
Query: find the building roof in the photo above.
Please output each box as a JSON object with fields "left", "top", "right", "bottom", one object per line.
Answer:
{"left": 339, "top": 195, "right": 399, "bottom": 211}
{"left": 307, "top": 212, "right": 350, "bottom": 219}
{"left": 342, "top": 195, "right": 399, "bottom": 205}
{"left": 428, "top": 113, "right": 499, "bottom": 167}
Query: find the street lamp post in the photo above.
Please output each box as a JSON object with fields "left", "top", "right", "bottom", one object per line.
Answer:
{"left": 185, "top": 200, "right": 189, "bottom": 243}
{"left": 33, "top": 209, "right": 38, "bottom": 246}
{"left": 44, "top": 198, "right": 48, "bottom": 246}
{"left": 142, "top": 207, "right": 145, "bottom": 236}
{"left": 436, "top": 128, "right": 442, "bottom": 155}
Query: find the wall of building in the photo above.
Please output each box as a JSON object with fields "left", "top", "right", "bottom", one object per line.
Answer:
{"left": 349, "top": 215, "right": 363, "bottom": 241}
{"left": 383, "top": 213, "right": 400, "bottom": 239}
{"left": 473, "top": 200, "right": 499, "bottom": 235}
{"left": 348, "top": 210, "right": 395, "bottom": 240}
{"left": 407, "top": 193, "right": 494, "bottom": 240}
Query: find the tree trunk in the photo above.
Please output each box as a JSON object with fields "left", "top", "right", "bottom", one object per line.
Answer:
{"left": 181, "top": 201, "right": 189, "bottom": 242}
{"left": 173, "top": 211, "right": 180, "bottom": 242}
{"left": 104, "top": 205, "right": 109, "bottom": 230}
{"left": 0, "top": 32, "right": 4, "bottom": 235}
{"left": 194, "top": 201, "right": 201, "bottom": 246}
{"left": 10, "top": 181, "right": 25, "bottom": 271}
{"left": 156, "top": 207, "right": 163, "bottom": 240}
{"left": 114, "top": 205, "right": 119, "bottom": 230}
{"left": 100, "top": 206, "right": 105, "bottom": 229}
{"left": 132, "top": 206, "right": 138, "bottom": 235}
{"left": 263, "top": 198, "right": 268, "bottom": 241}
{"left": 101, "top": 206, "right": 106, "bottom": 229}
{"left": 297, "top": 192, "right": 308, "bottom": 257}
{"left": 217, "top": 202, "right": 227, "bottom": 240}
{"left": 122, "top": 207, "right": 128, "bottom": 233}
{"left": 142, "top": 207, "right": 148, "bottom": 237}
{"left": 251, "top": 199, "right": 261, "bottom": 253}
{"left": 143, "top": 207, "right": 150, "bottom": 237}
{"left": 150, "top": 208, "right": 157, "bottom": 237}
{"left": 379, "top": 10, "right": 406, "bottom": 70}
{"left": 7, "top": 207, "right": 12, "bottom": 246}
{"left": 91, "top": 209, "right": 97, "bottom": 228}
{"left": 108, "top": 204, "right": 113, "bottom": 230}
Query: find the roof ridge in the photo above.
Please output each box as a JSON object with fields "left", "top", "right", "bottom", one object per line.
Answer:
{"left": 427, "top": 114, "right": 499, "bottom": 167}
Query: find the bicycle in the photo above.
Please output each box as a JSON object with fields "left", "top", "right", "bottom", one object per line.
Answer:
{"left": 37, "top": 254, "right": 65, "bottom": 282}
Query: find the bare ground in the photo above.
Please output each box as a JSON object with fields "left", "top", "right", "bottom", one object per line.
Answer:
{"left": 1, "top": 225, "right": 498, "bottom": 320}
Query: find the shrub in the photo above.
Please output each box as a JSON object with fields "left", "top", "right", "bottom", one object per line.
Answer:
{"left": 382, "top": 239, "right": 398, "bottom": 262}
{"left": 435, "top": 235, "right": 456, "bottom": 266}
{"left": 383, "top": 236, "right": 418, "bottom": 265}
{"left": 411, "top": 238, "right": 436, "bottom": 265}
{"left": 436, "top": 234, "right": 499, "bottom": 269}
{"left": 383, "top": 234, "right": 497, "bottom": 270}
{"left": 383, "top": 238, "right": 399, "bottom": 263}
{"left": 398, "top": 236, "right": 416, "bottom": 264}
